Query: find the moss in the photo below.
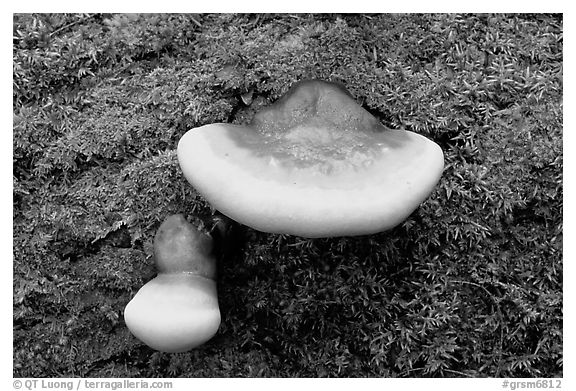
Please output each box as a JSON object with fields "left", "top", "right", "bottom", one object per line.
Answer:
{"left": 14, "top": 13, "right": 562, "bottom": 377}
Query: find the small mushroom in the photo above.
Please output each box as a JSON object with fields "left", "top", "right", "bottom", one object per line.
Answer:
{"left": 124, "top": 214, "right": 221, "bottom": 352}
{"left": 178, "top": 80, "right": 444, "bottom": 238}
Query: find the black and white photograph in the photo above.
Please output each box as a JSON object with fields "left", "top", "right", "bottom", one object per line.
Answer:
{"left": 12, "top": 10, "right": 564, "bottom": 386}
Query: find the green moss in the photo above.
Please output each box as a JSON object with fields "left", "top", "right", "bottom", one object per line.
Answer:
{"left": 14, "top": 13, "right": 562, "bottom": 377}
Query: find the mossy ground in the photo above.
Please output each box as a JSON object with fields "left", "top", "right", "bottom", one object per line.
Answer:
{"left": 13, "top": 13, "right": 562, "bottom": 377}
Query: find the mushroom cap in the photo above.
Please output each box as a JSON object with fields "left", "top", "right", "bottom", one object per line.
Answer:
{"left": 124, "top": 274, "right": 221, "bottom": 353}
{"left": 178, "top": 80, "right": 444, "bottom": 238}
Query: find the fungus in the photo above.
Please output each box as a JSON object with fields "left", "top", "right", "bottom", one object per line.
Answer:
{"left": 178, "top": 80, "right": 444, "bottom": 238}
{"left": 124, "top": 214, "right": 221, "bottom": 352}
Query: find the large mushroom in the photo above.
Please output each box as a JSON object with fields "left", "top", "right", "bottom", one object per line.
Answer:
{"left": 178, "top": 80, "right": 444, "bottom": 238}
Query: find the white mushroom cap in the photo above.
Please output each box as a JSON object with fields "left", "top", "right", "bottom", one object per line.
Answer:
{"left": 178, "top": 80, "right": 444, "bottom": 238}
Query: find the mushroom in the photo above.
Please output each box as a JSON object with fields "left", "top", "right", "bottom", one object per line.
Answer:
{"left": 124, "top": 214, "right": 221, "bottom": 352}
{"left": 177, "top": 80, "right": 444, "bottom": 238}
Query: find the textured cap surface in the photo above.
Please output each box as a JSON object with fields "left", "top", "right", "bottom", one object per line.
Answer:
{"left": 178, "top": 80, "right": 444, "bottom": 238}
